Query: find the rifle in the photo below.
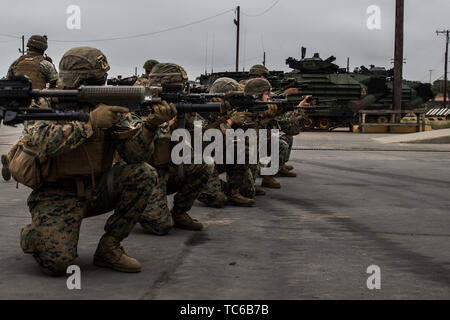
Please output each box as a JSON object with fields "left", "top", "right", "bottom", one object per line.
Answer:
{"left": 137, "top": 84, "right": 223, "bottom": 128}
{"left": 1, "top": 76, "right": 90, "bottom": 126}
{"left": 146, "top": 85, "right": 302, "bottom": 113}
{"left": 270, "top": 94, "right": 318, "bottom": 104}
{"left": 0, "top": 76, "right": 222, "bottom": 126}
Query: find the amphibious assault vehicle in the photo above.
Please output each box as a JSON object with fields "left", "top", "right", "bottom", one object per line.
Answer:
{"left": 283, "top": 48, "right": 434, "bottom": 130}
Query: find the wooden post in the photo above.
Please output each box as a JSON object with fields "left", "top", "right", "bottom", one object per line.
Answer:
{"left": 393, "top": 0, "right": 404, "bottom": 122}
{"left": 234, "top": 6, "right": 240, "bottom": 72}
{"left": 436, "top": 30, "right": 449, "bottom": 108}
{"left": 444, "top": 31, "right": 449, "bottom": 109}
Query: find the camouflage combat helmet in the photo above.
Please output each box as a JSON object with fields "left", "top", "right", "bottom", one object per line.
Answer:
{"left": 59, "top": 46, "right": 110, "bottom": 88}
{"left": 209, "top": 77, "right": 241, "bottom": 94}
{"left": 27, "top": 35, "right": 48, "bottom": 52}
{"left": 143, "top": 59, "right": 159, "bottom": 72}
{"left": 244, "top": 78, "right": 272, "bottom": 97}
{"left": 249, "top": 64, "right": 269, "bottom": 77}
{"left": 148, "top": 63, "right": 188, "bottom": 85}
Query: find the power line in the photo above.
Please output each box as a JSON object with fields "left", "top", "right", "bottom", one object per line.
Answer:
{"left": 242, "top": 0, "right": 282, "bottom": 18}
{"left": 49, "top": 8, "right": 233, "bottom": 43}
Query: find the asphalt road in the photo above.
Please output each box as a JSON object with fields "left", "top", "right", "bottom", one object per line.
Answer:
{"left": 1, "top": 125, "right": 450, "bottom": 299}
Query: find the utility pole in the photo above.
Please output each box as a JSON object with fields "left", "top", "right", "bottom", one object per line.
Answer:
{"left": 205, "top": 33, "right": 208, "bottom": 74}
{"left": 347, "top": 57, "right": 350, "bottom": 73}
{"left": 263, "top": 52, "right": 266, "bottom": 67}
{"left": 429, "top": 70, "right": 433, "bottom": 84}
{"left": 234, "top": 6, "right": 240, "bottom": 72}
{"left": 211, "top": 33, "right": 215, "bottom": 74}
{"left": 436, "top": 30, "right": 449, "bottom": 108}
{"left": 393, "top": 0, "right": 404, "bottom": 120}
{"left": 21, "top": 35, "right": 24, "bottom": 55}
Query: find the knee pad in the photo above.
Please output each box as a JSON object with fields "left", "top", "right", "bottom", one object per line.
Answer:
{"left": 20, "top": 225, "right": 44, "bottom": 254}
{"left": 33, "top": 251, "right": 75, "bottom": 276}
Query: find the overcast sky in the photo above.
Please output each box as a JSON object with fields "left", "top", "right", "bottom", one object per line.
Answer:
{"left": 0, "top": 0, "right": 449, "bottom": 82}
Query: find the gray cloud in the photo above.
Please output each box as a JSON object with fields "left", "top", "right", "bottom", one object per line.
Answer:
{"left": 0, "top": 0, "right": 449, "bottom": 82}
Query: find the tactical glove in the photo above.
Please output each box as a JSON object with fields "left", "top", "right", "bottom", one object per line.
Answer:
{"left": 145, "top": 101, "right": 177, "bottom": 130}
{"left": 229, "top": 111, "right": 253, "bottom": 128}
{"left": 259, "top": 104, "right": 278, "bottom": 118}
{"left": 90, "top": 104, "right": 129, "bottom": 129}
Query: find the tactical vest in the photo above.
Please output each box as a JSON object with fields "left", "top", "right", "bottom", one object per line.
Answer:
{"left": 43, "top": 129, "right": 115, "bottom": 194}
{"left": 15, "top": 55, "right": 47, "bottom": 89}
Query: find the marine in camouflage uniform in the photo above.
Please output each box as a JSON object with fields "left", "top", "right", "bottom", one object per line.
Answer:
{"left": 243, "top": 78, "right": 305, "bottom": 189}
{"left": 138, "top": 63, "right": 211, "bottom": 234}
{"left": 134, "top": 59, "right": 159, "bottom": 87}
{"left": 241, "top": 64, "right": 300, "bottom": 176}
{"left": 274, "top": 112, "right": 300, "bottom": 177}
{"left": 237, "top": 65, "right": 276, "bottom": 192}
{"left": 18, "top": 47, "right": 171, "bottom": 276}
{"left": 196, "top": 77, "right": 256, "bottom": 208}
{"left": 7, "top": 35, "right": 58, "bottom": 89}
{"left": 270, "top": 73, "right": 308, "bottom": 175}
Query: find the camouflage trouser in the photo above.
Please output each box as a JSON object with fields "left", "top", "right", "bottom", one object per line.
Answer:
{"left": 197, "top": 162, "right": 253, "bottom": 207}
{"left": 285, "top": 134, "right": 294, "bottom": 163}
{"left": 139, "top": 163, "right": 213, "bottom": 235}
{"left": 239, "top": 166, "right": 257, "bottom": 198}
{"left": 279, "top": 133, "right": 291, "bottom": 170}
{"left": 20, "top": 162, "right": 158, "bottom": 276}
{"left": 197, "top": 166, "right": 228, "bottom": 208}
{"left": 226, "top": 139, "right": 256, "bottom": 199}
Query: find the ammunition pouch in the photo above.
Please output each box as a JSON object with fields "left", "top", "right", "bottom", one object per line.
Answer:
{"left": 149, "top": 126, "right": 172, "bottom": 167}
{"left": 7, "top": 135, "right": 48, "bottom": 189}
{"left": 9, "top": 128, "right": 115, "bottom": 197}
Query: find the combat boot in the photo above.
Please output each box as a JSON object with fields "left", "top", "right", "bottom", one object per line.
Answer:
{"left": 171, "top": 207, "right": 203, "bottom": 231}
{"left": 261, "top": 176, "right": 281, "bottom": 189}
{"left": 227, "top": 189, "right": 255, "bottom": 207}
{"left": 254, "top": 186, "right": 266, "bottom": 196}
{"left": 276, "top": 166, "right": 297, "bottom": 177}
{"left": 1, "top": 154, "right": 11, "bottom": 181}
{"left": 284, "top": 164, "right": 294, "bottom": 171}
{"left": 93, "top": 235, "right": 141, "bottom": 273}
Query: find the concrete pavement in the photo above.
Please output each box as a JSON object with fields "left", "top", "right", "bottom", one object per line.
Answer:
{"left": 1, "top": 126, "right": 450, "bottom": 299}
